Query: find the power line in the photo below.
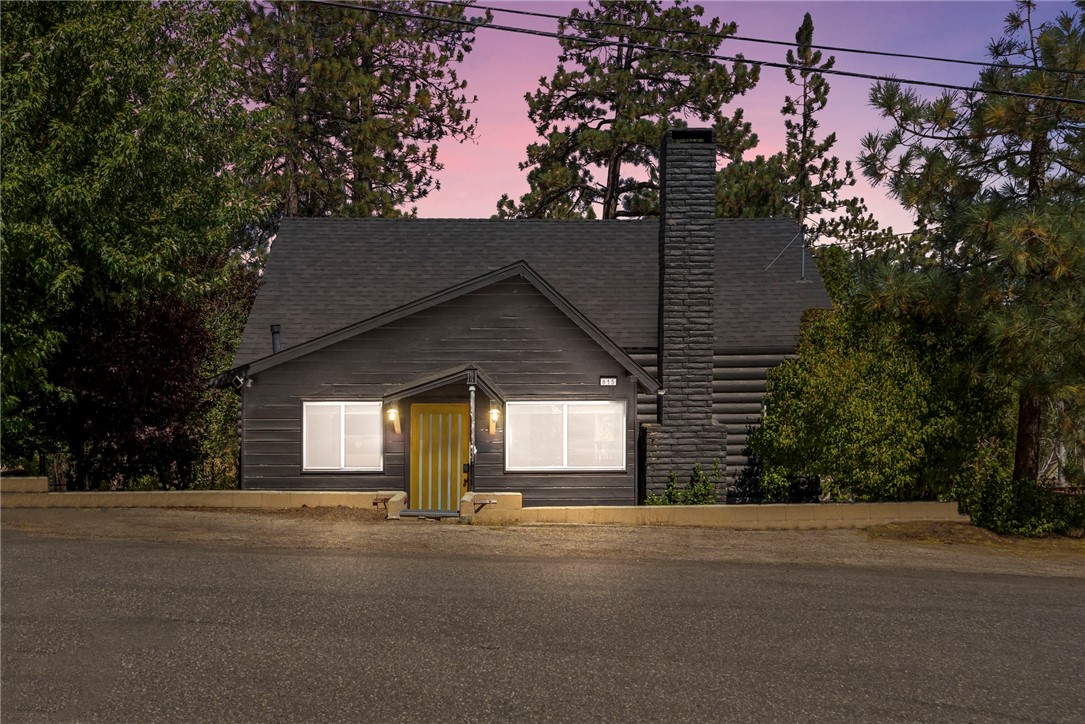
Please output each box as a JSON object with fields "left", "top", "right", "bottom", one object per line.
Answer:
{"left": 428, "top": 0, "right": 1085, "bottom": 77}
{"left": 309, "top": 0, "right": 1085, "bottom": 107}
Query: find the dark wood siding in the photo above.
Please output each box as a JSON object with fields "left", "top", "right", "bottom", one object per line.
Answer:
{"left": 473, "top": 380, "right": 638, "bottom": 507}
{"left": 242, "top": 277, "right": 638, "bottom": 504}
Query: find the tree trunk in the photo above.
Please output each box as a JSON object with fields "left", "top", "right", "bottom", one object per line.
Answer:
{"left": 72, "top": 447, "right": 90, "bottom": 491}
{"left": 1012, "top": 392, "right": 1042, "bottom": 484}
{"left": 1009, "top": 106, "right": 1048, "bottom": 487}
{"left": 601, "top": 40, "right": 629, "bottom": 221}
{"left": 285, "top": 159, "right": 299, "bottom": 217}
{"left": 602, "top": 152, "right": 622, "bottom": 219}
{"left": 285, "top": 182, "right": 298, "bottom": 216}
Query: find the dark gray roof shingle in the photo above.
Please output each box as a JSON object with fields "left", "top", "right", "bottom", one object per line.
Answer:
{"left": 234, "top": 217, "right": 831, "bottom": 367}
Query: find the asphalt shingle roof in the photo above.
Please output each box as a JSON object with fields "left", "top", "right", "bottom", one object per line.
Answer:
{"left": 234, "top": 217, "right": 831, "bottom": 367}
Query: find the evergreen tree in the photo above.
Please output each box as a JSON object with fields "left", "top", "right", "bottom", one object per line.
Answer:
{"left": 236, "top": 1, "right": 488, "bottom": 218}
{"left": 716, "top": 154, "right": 792, "bottom": 219}
{"left": 717, "top": 13, "right": 878, "bottom": 249}
{"left": 859, "top": 1, "right": 1085, "bottom": 486}
{"left": 496, "top": 0, "right": 759, "bottom": 219}
{"left": 780, "top": 13, "right": 856, "bottom": 241}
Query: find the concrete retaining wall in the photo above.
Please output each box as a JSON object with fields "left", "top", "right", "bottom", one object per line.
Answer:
{"left": 1, "top": 488, "right": 965, "bottom": 529}
{"left": 0, "top": 476, "right": 49, "bottom": 494}
{"left": 456, "top": 495, "right": 965, "bottom": 528}
{"left": 0, "top": 489, "right": 406, "bottom": 518}
{"left": 510, "top": 501, "right": 966, "bottom": 529}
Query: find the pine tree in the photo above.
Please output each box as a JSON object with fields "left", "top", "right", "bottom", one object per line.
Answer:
{"left": 780, "top": 13, "right": 857, "bottom": 242}
{"left": 496, "top": 0, "right": 759, "bottom": 219}
{"left": 859, "top": 1, "right": 1085, "bottom": 486}
{"left": 236, "top": 1, "right": 488, "bottom": 218}
{"left": 717, "top": 13, "right": 874, "bottom": 249}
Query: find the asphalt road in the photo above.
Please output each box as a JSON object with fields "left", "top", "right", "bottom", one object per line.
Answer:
{"left": 2, "top": 531, "right": 1083, "bottom": 723}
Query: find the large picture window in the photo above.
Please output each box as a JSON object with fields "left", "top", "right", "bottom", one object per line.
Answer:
{"left": 303, "top": 402, "right": 383, "bottom": 471}
{"left": 506, "top": 401, "right": 625, "bottom": 471}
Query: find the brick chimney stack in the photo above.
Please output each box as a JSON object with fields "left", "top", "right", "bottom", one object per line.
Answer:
{"left": 643, "top": 128, "right": 727, "bottom": 495}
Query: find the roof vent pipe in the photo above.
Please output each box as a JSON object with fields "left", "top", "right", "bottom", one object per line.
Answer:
{"left": 270, "top": 324, "right": 281, "bottom": 354}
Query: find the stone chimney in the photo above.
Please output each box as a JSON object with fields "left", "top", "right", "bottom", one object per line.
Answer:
{"left": 643, "top": 128, "right": 726, "bottom": 495}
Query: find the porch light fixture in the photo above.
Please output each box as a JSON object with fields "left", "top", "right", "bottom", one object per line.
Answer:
{"left": 387, "top": 402, "right": 401, "bottom": 435}
{"left": 489, "top": 402, "right": 500, "bottom": 436}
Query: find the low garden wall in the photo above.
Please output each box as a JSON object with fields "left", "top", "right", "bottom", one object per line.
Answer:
{"left": 1, "top": 486, "right": 966, "bottom": 529}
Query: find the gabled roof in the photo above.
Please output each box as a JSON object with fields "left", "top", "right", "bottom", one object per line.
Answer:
{"left": 236, "top": 261, "right": 660, "bottom": 392}
{"left": 235, "top": 218, "right": 832, "bottom": 366}
{"left": 382, "top": 364, "right": 506, "bottom": 404}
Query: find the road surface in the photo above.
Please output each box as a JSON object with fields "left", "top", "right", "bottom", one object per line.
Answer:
{"left": 2, "top": 511, "right": 1082, "bottom": 722}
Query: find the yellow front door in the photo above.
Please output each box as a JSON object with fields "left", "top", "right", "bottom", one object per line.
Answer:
{"left": 410, "top": 403, "right": 471, "bottom": 511}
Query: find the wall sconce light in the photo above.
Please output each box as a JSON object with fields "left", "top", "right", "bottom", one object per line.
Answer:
{"left": 387, "top": 402, "right": 401, "bottom": 435}
{"left": 489, "top": 402, "right": 500, "bottom": 435}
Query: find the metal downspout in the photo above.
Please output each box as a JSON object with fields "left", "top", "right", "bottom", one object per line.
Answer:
{"left": 468, "top": 384, "right": 476, "bottom": 491}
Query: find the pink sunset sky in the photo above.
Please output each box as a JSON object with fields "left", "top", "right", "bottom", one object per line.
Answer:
{"left": 412, "top": 0, "right": 1074, "bottom": 233}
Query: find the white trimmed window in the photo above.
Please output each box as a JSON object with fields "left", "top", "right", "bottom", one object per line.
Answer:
{"left": 303, "top": 402, "right": 383, "bottom": 471}
{"left": 505, "top": 401, "right": 625, "bottom": 471}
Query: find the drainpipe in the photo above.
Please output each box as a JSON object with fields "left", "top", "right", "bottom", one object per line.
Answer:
{"left": 468, "top": 384, "right": 476, "bottom": 491}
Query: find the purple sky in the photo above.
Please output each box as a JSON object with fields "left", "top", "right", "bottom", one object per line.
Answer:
{"left": 412, "top": 1, "right": 1074, "bottom": 233}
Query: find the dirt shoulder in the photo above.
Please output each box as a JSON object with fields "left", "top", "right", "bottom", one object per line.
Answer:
{"left": 2, "top": 507, "right": 1082, "bottom": 578}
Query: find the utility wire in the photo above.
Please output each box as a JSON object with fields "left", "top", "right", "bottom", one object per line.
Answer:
{"left": 427, "top": 0, "right": 1085, "bottom": 77}
{"left": 311, "top": 0, "right": 1085, "bottom": 107}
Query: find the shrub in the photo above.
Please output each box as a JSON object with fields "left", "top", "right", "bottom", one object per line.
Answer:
{"left": 955, "top": 441, "right": 1085, "bottom": 536}
{"left": 645, "top": 463, "right": 721, "bottom": 505}
{"left": 732, "top": 451, "right": 820, "bottom": 504}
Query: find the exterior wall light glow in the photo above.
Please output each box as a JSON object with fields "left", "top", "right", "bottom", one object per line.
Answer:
{"left": 387, "top": 402, "right": 401, "bottom": 434}
{"left": 489, "top": 402, "right": 500, "bottom": 435}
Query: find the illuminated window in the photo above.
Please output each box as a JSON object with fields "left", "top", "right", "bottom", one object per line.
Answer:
{"left": 303, "top": 402, "right": 382, "bottom": 471}
{"left": 506, "top": 401, "right": 625, "bottom": 471}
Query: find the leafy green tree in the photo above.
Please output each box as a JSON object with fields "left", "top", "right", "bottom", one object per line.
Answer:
{"left": 236, "top": 1, "right": 488, "bottom": 218}
{"left": 38, "top": 291, "right": 239, "bottom": 490}
{"left": 748, "top": 253, "right": 1015, "bottom": 503}
{"left": 859, "top": 1, "right": 1085, "bottom": 487}
{"left": 496, "top": 0, "right": 759, "bottom": 219}
{"left": 753, "top": 312, "right": 934, "bottom": 502}
{"left": 1, "top": 1, "right": 263, "bottom": 486}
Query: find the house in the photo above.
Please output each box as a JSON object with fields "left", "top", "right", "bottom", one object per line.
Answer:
{"left": 220, "top": 129, "right": 831, "bottom": 511}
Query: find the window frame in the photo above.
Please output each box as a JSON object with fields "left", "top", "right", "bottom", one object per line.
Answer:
{"left": 504, "top": 400, "right": 626, "bottom": 473}
{"left": 302, "top": 401, "right": 384, "bottom": 472}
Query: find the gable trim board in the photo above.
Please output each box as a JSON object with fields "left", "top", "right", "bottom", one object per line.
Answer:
{"left": 383, "top": 364, "right": 506, "bottom": 405}
{"left": 225, "top": 128, "right": 832, "bottom": 505}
